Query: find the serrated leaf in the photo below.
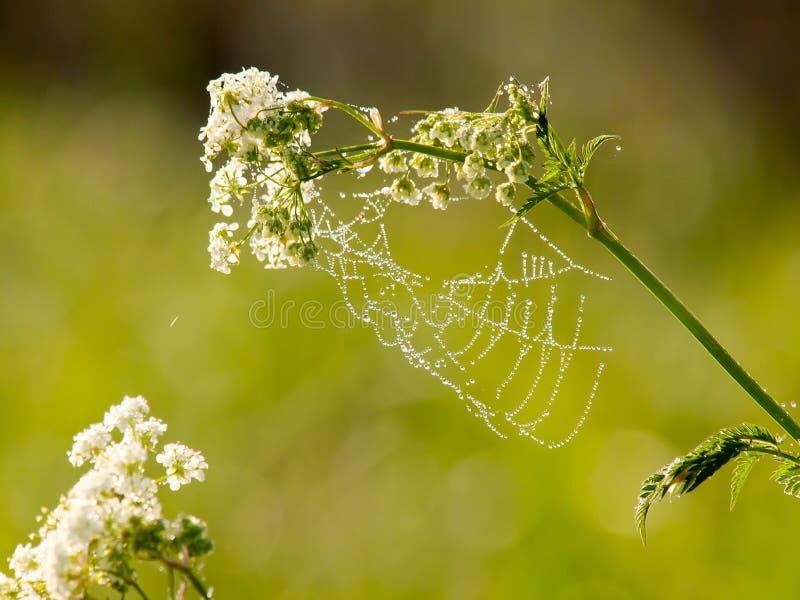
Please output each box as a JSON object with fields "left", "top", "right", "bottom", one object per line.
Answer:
{"left": 634, "top": 423, "right": 780, "bottom": 543}
{"left": 636, "top": 470, "right": 670, "bottom": 545}
{"left": 771, "top": 457, "right": 800, "bottom": 497}
{"left": 537, "top": 168, "right": 560, "bottom": 183}
{"left": 508, "top": 180, "right": 571, "bottom": 223}
{"left": 579, "top": 134, "right": 619, "bottom": 170}
{"left": 538, "top": 77, "right": 549, "bottom": 117}
{"left": 729, "top": 452, "right": 759, "bottom": 510}
{"left": 548, "top": 128, "right": 570, "bottom": 167}
{"left": 566, "top": 139, "right": 577, "bottom": 164}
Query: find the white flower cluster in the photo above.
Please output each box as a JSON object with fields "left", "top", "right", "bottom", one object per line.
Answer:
{"left": 378, "top": 81, "right": 539, "bottom": 210}
{"left": 0, "top": 396, "right": 211, "bottom": 600}
{"left": 201, "top": 68, "right": 327, "bottom": 273}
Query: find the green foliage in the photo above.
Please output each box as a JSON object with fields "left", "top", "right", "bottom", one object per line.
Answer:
{"left": 576, "top": 134, "right": 619, "bottom": 179}
{"left": 635, "top": 423, "right": 800, "bottom": 544}
{"left": 771, "top": 457, "right": 800, "bottom": 497}
{"left": 484, "top": 82, "right": 504, "bottom": 113}
{"left": 510, "top": 78, "right": 617, "bottom": 224}
{"left": 729, "top": 452, "right": 759, "bottom": 510}
{"left": 504, "top": 179, "right": 572, "bottom": 226}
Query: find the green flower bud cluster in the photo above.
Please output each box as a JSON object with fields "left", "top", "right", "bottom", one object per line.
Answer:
{"left": 379, "top": 81, "right": 540, "bottom": 209}
{"left": 126, "top": 514, "right": 214, "bottom": 562}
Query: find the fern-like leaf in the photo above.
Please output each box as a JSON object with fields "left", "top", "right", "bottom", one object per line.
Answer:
{"left": 771, "top": 457, "right": 800, "bottom": 497}
{"left": 577, "top": 134, "right": 619, "bottom": 178}
{"left": 635, "top": 470, "right": 669, "bottom": 545}
{"left": 729, "top": 452, "right": 759, "bottom": 510}
{"left": 504, "top": 179, "right": 572, "bottom": 225}
{"left": 635, "top": 423, "right": 778, "bottom": 544}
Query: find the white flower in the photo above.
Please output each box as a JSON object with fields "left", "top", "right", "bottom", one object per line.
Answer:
{"left": 504, "top": 160, "right": 530, "bottom": 183}
{"left": 461, "top": 152, "right": 485, "bottom": 180}
{"left": 9, "top": 543, "right": 38, "bottom": 581}
{"left": 429, "top": 109, "right": 461, "bottom": 147}
{"left": 208, "top": 157, "right": 248, "bottom": 217}
{"left": 103, "top": 395, "right": 149, "bottom": 433}
{"left": 199, "top": 68, "right": 283, "bottom": 169}
{"left": 135, "top": 416, "right": 168, "bottom": 448}
{"left": 157, "top": 443, "right": 208, "bottom": 491}
{"left": 208, "top": 222, "right": 240, "bottom": 274}
{"left": 201, "top": 69, "right": 326, "bottom": 273}
{"left": 0, "top": 395, "right": 212, "bottom": 598}
{"left": 71, "top": 469, "right": 114, "bottom": 500}
{"left": 423, "top": 182, "right": 450, "bottom": 210}
{"left": 495, "top": 152, "right": 516, "bottom": 170}
{"left": 468, "top": 129, "right": 498, "bottom": 154}
{"left": 378, "top": 151, "right": 407, "bottom": 174}
{"left": 68, "top": 423, "right": 112, "bottom": 467}
{"left": 495, "top": 182, "right": 516, "bottom": 206}
{"left": 465, "top": 176, "right": 492, "bottom": 199}
{"left": 0, "top": 572, "right": 18, "bottom": 596}
{"left": 96, "top": 433, "right": 148, "bottom": 479}
{"left": 389, "top": 177, "right": 421, "bottom": 206}
{"left": 410, "top": 154, "right": 438, "bottom": 178}
{"left": 249, "top": 228, "right": 290, "bottom": 269}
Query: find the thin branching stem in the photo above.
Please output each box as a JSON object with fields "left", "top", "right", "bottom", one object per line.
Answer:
{"left": 313, "top": 142, "right": 382, "bottom": 158}
{"left": 306, "top": 97, "right": 383, "bottom": 138}
{"left": 159, "top": 557, "right": 211, "bottom": 600}
{"left": 545, "top": 189, "right": 800, "bottom": 441}
{"left": 746, "top": 445, "right": 800, "bottom": 463}
{"left": 125, "top": 577, "right": 151, "bottom": 600}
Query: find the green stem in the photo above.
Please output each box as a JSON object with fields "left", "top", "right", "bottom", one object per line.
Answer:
{"left": 306, "top": 97, "right": 383, "bottom": 137}
{"left": 126, "top": 578, "right": 151, "bottom": 600}
{"left": 369, "top": 137, "right": 800, "bottom": 440}
{"left": 160, "top": 557, "right": 211, "bottom": 600}
{"left": 544, "top": 189, "right": 800, "bottom": 441}
{"left": 313, "top": 142, "right": 382, "bottom": 159}
{"left": 746, "top": 445, "right": 800, "bottom": 463}
{"left": 168, "top": 567, "right": 176, "bottom": 600}
{"left": 391, "top": 139, "right": 467, "bottom": 163}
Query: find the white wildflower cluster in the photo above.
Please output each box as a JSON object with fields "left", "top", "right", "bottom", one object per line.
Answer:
{"left": 378, "top": 81, "right": 539, "bottom": 210}
{"left": 200, "top": 68, "right": 327, "bottom": 273}
{"left": 0, "top": 396, "right": 212, "bottom": 600}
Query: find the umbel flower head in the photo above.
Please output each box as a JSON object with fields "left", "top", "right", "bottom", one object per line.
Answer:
{"left": 201, "top": 69, "right": 595, "bottom": 275}
{"left": 200, "top": 68, "right": 327, "bottom": 272}
{"left": 0, "top": 396, "right": 212, "bottom": 600}
{"left": 385, "top": 85, "right": 539, "bottom": 210}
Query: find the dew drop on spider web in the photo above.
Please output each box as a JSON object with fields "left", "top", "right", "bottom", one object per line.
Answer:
{"left": 309, "top": 180, "right": 611, "bottom": 446}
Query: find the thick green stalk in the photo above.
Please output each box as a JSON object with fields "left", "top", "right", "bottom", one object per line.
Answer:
{"left": 391, "top": 139, "right": 468, "bottom": 162}
{"left": 545, "top": 190, "right": 800, "bottom": 441}
{"left": 315, "top": 133, "right": 800, "bottom": 439}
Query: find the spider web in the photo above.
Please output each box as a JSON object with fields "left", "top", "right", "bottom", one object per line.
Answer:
{"left": 310, "top": 193, "right": 611, "bottom": 446}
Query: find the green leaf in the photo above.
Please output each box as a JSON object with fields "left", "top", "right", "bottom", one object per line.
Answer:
{"left": 578, "top": 134, "right": 619, "bottom": 171}
{"left": 771, "top": 457, "right": 800, "bottom": 497}
{"left": 634, "top": 423, "right": 779, "bottom": 544}
{"left": 503, "top": 179, "right": 572, "bottom": 226}
{"left": 566, "top": 139, "right": 577, "bottom": 165}
{"left": 635, "top": 471, "right": 668, "bottom": 545}
{"left": 540, "top": 158, "right": 562, "bottom": 178}
{"left": 549, "top": 128, "right": 570, "bottom": 167}
{"left": 729, "top": 452, "right": 759, "bottom": 510}
{"left": 484, "top": 83, "right": 504, "bottom": 113}
{"left": 538, "top": 77, "right": 549, "bottom": 117}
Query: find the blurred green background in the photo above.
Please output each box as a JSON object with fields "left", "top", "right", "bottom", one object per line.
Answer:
{"left": 2, "top": 1, "right": 800, "bottom": 598}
